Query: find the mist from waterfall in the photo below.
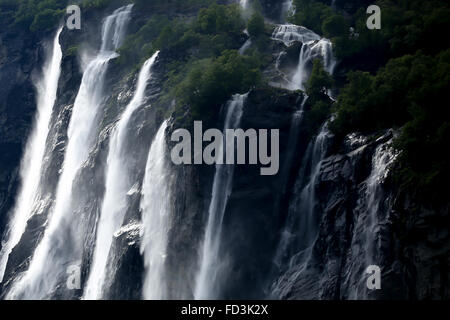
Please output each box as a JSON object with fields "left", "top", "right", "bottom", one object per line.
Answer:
{"left": 83, "top": 51, "right": 159, "bottom": 300}
{"left": 140, "top": 120, "right": 173, "bottom": 300}
{"left": 281, "top": 0, "right": 294, "bottom": 21}
{"left": 194, "top": 94, "right": 247, "bottom": 300}
{"left": 0, "top": 28, "right": 63, "bottom": 283}
{"left": 6, "top": 5, "right": 133, "bottom": 299}
{"left": 100, "top": 5, "right": 133, "bottom": 52}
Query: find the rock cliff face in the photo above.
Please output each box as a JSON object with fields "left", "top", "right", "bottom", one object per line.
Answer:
{"left": 273, "top": 129, "right": 449, "bottom": 300}
{"left": 0, "top": 1, "right": 447, "bottom": 300}
{"left": 0, "top": 15, "right": 41, "bottom": 241}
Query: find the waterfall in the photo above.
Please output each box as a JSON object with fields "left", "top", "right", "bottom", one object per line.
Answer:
{"left": 291, "top": 39, "right": 336, "bottom": 91}
{"left": 0, "top": 28, "right": 63, "bottom": 283}
{"left": 240, "top": 0, "right": 250, "bottom": 10}
{"left": 277, "top": 95, "right": 308, "bottom": 198}
{"left": 272, "top": 24, "right": 320, "bottom": 47}
{"left": 272, "top": 122, "right": 330, "bottom": 296}
{"left": 83, "top": 51, "right": 159, "bottom": 300}
{"left": 349, "top": 141, "right": 398, "bottom": 299}
{"left": 271, "top": 24, "right": 336, "bottom": 91}
{"left": 100, "top": 5, "right": 133, "bottom": 52}
{"left": 292, "top": 123, "right": 329, "bottom": 246}
{"left": 238, "top": 39, "right": 252, "bottom": 55}
{"left": 140, "top": 120, "right": 173, "bottom": 300}
{"left": 6, "top": 5, "right": 133, "bottom": 299}
{"left": 364, "top": 143, "right": 398, "bottom": 262}
{"left": 194, "top": 93, "right": 247, "bottom": 299}
{"left": 281, "top": 0, "right": 294, "bottom": 21}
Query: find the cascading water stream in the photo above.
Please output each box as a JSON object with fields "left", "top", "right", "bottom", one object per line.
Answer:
{"left": 277, "top": 95, "right": 308, "bottom": 199}
{"left": 0, "top": 28, "right": 63, "bottom": 283}
{"left": 281, "top": 0, "right": 294, "bottom": 21}
{"left": 272, "top": 24, "right": 320, "bottom": 47}
{"left": 294, "top": 124, "right": 329, "bottom": 245}
{"left": 83, "top": 51, "right": 159, "bottom": 300}
{"left": 291, "top": 39, "right": 336, "bottom": 91}
{"left": 6, "top": 5, "right": 133, "bottom": 299}
{"left": 140, "top": 120, "right": 173, "bottom": 300}
{"left": 348, "top": 140, "right": 398, "bottom": 299}
{"left": 194, "top": 94, "right": 248, "bottom": 300}
{"left": 272, "top": 122, "right": 330, "bottom": 297}
{"left": 364, "top": 143, "right": 398, "bottom": 263}
{"left": 100, "top": 5, "right": 133, "bottom": 52}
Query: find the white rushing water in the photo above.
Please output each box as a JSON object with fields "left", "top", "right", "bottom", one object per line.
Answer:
{"left": 240, "top": 0, "right": 250, "bottom": 10}
{"left": 140, "top": 120, "right": 173, "bottom": 300}
{"left": 100, "top": 5, "right": 133, "bottom": 52}
{"left": 194, "top": 94, "right": 247, "bottom": 299}
{"left": 364, "top": 142, "right": 398, "bottom": 262}
{"left": 281, "top": 0, "right": 294, "bottom": 21}
{"left": 83, "top": 51, "right": 159, "bottom": 300}
{"left": 272, "top": 24, "right": 320, "bottom": 47}
{"left": 6, "top": 5, "right": 133, "bottom": 299}
{"left": 277, "top": 95, "right": 308, "bottom": 198}
{"left": 273, "top": 121, "right": 330, "bottom": 269}
{"left": 0, "top": 28, "right": 63, "bottom": 283}
{"left": 271, "top": 24, "right": 336, "bottom": 91}
{"left": 295, "top": 123, "right": 329, "bottom": 243}
{"left": 291, "top": 38, "right": 336, "bottom": 91}
{"left": 349, "top": 140, "right": 398, "bottom": 299}
{"left": 238, "top": 39, "right": 252, "bottom": 55}
{"left": 271, "top": 122, "right": 330, "bottom": 298}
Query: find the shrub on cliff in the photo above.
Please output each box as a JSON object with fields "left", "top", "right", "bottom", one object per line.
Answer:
{"left": 247, "top": 12, "right": 265, "bottom": 38}
{"left": 176, "top": 50, "right": 261, "bottom": 123}
{"left": 331, "top": 51, "right": 450, "bottom": 192}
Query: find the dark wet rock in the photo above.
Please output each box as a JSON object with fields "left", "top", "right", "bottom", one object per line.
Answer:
{"left": 106, "top": 221, "right": 143, "bottom": 300}
{"left": 0, "top": 20, "right": 41, "bottom": 241}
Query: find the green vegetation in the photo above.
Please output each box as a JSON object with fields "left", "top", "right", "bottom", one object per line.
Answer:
{"left": 331, "top": 50, "right": 450, "bottom": 193}
{"left": 5, "top": 0, "right": 446, "bottom": 197}
{"left": 291, "top": 0, "right": 333, "bottom": 34}
{"left": 292, "top": 0, "right": 450, "bottom": 197}
{"left": 175, "top": 50, "right": 261, "bottom": 123}
{"left": 246, "top": 10, "right": 272, "bottom": 53}
{"left": 118, "top": 3, "right": 245, "bottom": 65}
{"left": 303, "top": 59, "right": 333, "bottom": 134}
{"left": 247, "top": 12, "right": 265, "bottom": 38}
{"left": 1, "top": 0, "right": 262, "bottom": 126}
{"left": 0, "top": 0, "right": 127, "bottom": 32}
{"left": 80, "top": 0, "right": 116, "bottom": 9}
{"left": 293, "top": 0, "right": 450, "bottom": 65}
{"left": 306, "top": 59, "right": 333, "bottom": 98}
{"left": 116, "top": 3, "right": 265, "bottom": 127}
{"left": 133, "top": 0, "right": 214, "bottom": 13}
{"left": 0, "top": 0, "right": 66, "bottom": 32}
